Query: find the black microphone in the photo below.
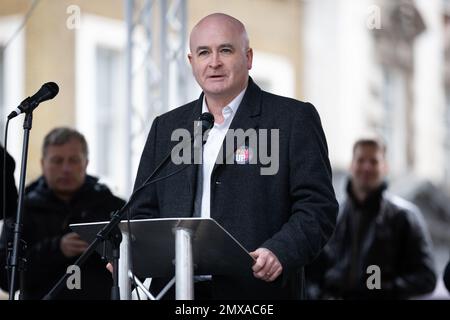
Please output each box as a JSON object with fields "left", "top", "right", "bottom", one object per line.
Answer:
{"left": 195, "top": 112, "right": 214, "bottom": 147}
{"left": 8, "top": 82, "right": 59, "bottom": 119}
{"left": 199, "top": 112, "right": 214, "bottom": 132}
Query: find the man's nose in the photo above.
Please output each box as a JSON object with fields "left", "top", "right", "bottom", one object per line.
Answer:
{"left": 209, "top": 51, "right": 222, "bottom": 68}
{"left": 361, "top": 162, "right": 373, "bottom": 171}
{"left": 62, "top": 161, "right": 73, "bottom": 172}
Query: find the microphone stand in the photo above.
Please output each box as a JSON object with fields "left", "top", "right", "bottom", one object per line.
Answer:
{"left": 43, "top": 115, "right": 213, "bottom": 300}
{"left": 8, "top": 110, "right": 35, "bottom": 300}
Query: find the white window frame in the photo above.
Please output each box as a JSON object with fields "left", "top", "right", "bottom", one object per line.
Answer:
{"left": 0, "top": 15, "right": 25, "bottom": 184}
{"left": 75, "top": 14, "right": 127, "bottom": 197}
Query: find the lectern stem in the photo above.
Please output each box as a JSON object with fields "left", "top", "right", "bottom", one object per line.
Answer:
{"left": 175, "top": 227, "right": 194, "bottom": 300}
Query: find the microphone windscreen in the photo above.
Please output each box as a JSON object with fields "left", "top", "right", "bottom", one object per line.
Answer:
{"left": 199, "top": 112, "right": 214, "bottom": 131}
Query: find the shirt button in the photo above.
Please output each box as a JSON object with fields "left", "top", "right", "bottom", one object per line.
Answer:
{"left": 215, "top": 181, "right": 221, "bottom": 185}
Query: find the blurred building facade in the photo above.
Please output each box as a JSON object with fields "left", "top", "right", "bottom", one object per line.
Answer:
{"left": 0, "top": 0, "right": 449, "bottom": 233}
{"left": 0, "top": 0, "right": 125, "bottom": 194}
{"left": 0, "top": 0, "right": 305, "bottom": 198}
{"left": 303, "top": 0, "right": 445, "bottom": 184}
{"left": 303, "top": 0, "right": 450, "bottom": 294}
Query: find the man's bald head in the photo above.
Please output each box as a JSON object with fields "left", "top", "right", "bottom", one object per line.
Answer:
{"left": 189, "top": 13, "right": 250, "bottom": 53}
{"left": 187, "top": 13, "right": 253, "bottom": 106}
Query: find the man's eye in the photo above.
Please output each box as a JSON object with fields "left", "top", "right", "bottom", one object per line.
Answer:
{"left": 51, "top": 158, "right": 63, "bottom": 165}
{"left": 198, "top": 50, "right": 209, "bottom": 56}
{"left": 221, "top": 48, "right": 232, "bottom": 53}
{"left": 69, "top": 158, "right": 82, "bottom": 165}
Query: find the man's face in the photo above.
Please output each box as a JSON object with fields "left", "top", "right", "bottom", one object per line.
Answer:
{"left": 188, "top": 17, "right": 253, "bottom": 102}
{"left": 350, "top": 145, "right": 387, "bottom": 193}
{"left": 41, "top": 138, "right": 88, "bottom": 199}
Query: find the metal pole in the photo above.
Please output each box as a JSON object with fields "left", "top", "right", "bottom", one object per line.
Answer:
{"left": 119, "top": 230, "right": 131, "bottom": 300}
{"left": 124, "top": 0, "right": 133, "bottom": 196}
{"left": 160, "top": 0, "right": 169, "bottom": 111}
{"left": 178, "top": 0, "right": 188, "bottom": 103}
{"left": 174, "top": 227, "right": 194, "bottom": 300}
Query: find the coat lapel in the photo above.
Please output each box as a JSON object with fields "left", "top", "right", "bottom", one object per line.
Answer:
{"left": 179, "top": 78, "right": 262, "bottom": 212}
{"left": 182, "top": 95, "right": 203, "bottom": 202}
{"left": 212, "top": 77, "right": 262, "bottom": 174}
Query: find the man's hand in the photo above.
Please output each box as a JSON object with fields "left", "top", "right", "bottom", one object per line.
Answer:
{"left": 60, "top": 232, "right": 89, "bottom": 258}
{"left": 250, "top": 248, "right": 283, "bottom": 282}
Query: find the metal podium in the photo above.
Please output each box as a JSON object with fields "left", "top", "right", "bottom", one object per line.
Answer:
{"left": 70, "top": 217, "right": 254, "bottom": 300}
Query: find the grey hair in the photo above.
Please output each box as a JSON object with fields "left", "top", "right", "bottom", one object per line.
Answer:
{"left": 42, "top": 127, "right": 88, "bottom": 158}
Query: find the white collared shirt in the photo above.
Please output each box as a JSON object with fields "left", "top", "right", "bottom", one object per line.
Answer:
{"left": 200, "top": 88, "right": 246, "bottom": 218}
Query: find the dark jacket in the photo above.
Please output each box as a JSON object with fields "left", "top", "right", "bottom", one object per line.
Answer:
{"left": 311, "top": 181, "right": 436, "bottom": 299}
{"left": 1, "top": 145, "right": 18, "bottom": 219}
{"left": 0, "top": 175, "right": 125, "bottom": 300}
{"left": 131, "top": 77, "right": 338, "bottom": 299}
{"left": 444, "top": 258, "right": 450, "bottom": 294}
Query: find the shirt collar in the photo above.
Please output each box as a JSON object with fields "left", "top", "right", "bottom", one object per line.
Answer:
{"left": 201, "top": 86, "right": 247, "bottom": 118}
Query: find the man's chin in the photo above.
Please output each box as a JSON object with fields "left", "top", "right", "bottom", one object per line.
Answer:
{"left": 360, "top": 184, "right": 380, "bottom": 193}
{"left": 54, "top": 186, "right": 79, "bottom": 196}
{"left": 204, "top": 86, "right": 228, "bottom": 95}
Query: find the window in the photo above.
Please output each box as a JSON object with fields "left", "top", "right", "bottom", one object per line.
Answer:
{"left": 0, "top": 16, "right": 25, "bottom": 167}
{"left": 75, "top": 15, "right": 127, "bottom": 197}
{"left": 95, "top": 47, "right": 124, "bottom": 178}
{"left": 380, "top": 67, "right": 408, "bottom": 175}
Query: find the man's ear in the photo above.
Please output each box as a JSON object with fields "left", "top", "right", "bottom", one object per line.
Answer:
{"left": 246, "top": 48, "right": 253, "bottom": 70}
{"left": 188, "top": 53, "right": 193, "bottom": 65}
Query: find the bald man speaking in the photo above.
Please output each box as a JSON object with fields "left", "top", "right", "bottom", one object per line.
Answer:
{"left": 131, "top": 13, "right": 338, "bottom": 300}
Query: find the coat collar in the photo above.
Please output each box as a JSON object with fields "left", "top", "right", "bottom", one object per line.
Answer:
{"left": 186, "top": 76, "right": 262, "bottom": 131}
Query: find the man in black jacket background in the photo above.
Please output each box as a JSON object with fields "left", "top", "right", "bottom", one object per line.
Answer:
{"left": 307, "top": 138, "right": 436, "bottom": 299}
{"left": 0, "top": 127, "right": 125, "bottom": 299}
